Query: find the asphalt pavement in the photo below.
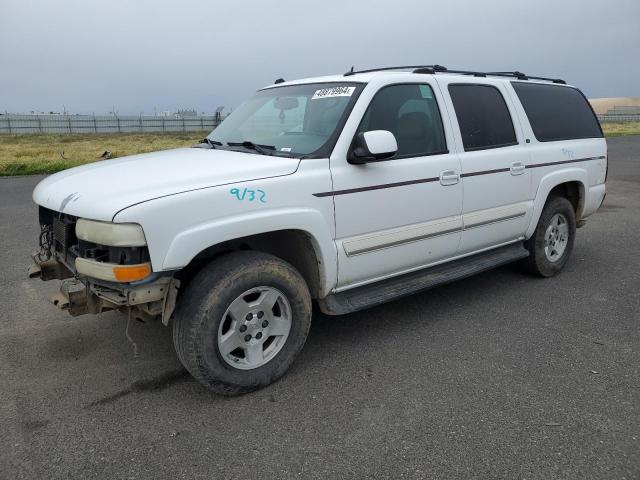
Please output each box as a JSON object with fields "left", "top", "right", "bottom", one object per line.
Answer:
{"left": 1, "top": 136, "right": 639, "bottom": 479}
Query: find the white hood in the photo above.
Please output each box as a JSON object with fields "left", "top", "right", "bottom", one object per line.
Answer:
{"left": 32, "top": 147, "right": 300, "bottom": 221}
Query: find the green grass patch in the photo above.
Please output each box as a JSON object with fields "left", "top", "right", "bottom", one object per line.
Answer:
{"left": 0, "top": 132, "right": 208, "bottom": 176}
{"left": 601, "top": 121, "right": 640, "bottom": 137}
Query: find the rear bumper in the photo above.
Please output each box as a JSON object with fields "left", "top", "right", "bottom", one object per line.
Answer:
{"left": 582, "top": 183, "right": 606, "bottom": 219}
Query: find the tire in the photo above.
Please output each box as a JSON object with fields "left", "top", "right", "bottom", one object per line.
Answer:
{"left": 521, "top": 195, "right": 576, "bottom": 277}
{"left": 172, "top": 251, "right": 312, "bottom": 396}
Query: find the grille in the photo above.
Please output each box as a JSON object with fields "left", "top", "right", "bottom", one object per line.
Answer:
{"left": 53, "top": 216, "right": 77, "bottom": 253}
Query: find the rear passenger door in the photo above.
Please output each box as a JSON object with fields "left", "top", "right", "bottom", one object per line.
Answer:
{"left": 438, "top": 80, "right": 532, "bottom": 254}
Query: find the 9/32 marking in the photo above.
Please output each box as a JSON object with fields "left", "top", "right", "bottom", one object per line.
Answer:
{"left": 230, "top": 187, "right": 267, "bottom": 203}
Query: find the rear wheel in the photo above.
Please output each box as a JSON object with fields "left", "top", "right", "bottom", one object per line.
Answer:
{"left": 173, "top": 251, "right": 312, "bottom": 396}
{"left": 521, "top": 196, "right": 576, "bottom": 277}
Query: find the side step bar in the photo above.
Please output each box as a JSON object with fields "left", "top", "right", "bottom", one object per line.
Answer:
{"left": 319, "top": 242, "right": 529, "bottom": 315}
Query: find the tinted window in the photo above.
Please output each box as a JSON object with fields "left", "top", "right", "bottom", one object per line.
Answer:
{"left": 448, "top": 84, "right": 517, "bottom": 151}
{"left": 357, "top": 84, "right": 447, "bottom": 157}
{"left": 511, "top": 82, "right": 603, "bottom": 142}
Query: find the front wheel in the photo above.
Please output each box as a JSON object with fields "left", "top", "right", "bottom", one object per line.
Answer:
{"left": 172, "top": 251, "right": 312, "bottom": 396}
{"left": 521, "top": 195, "right": 576, "bottom": 277}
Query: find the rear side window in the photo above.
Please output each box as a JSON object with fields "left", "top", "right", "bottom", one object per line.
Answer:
{"left": 448, "top": 84, "right": 517, "bottom": 151}
{"left": 511, "top": 82, "right": 603, "bottom": 142}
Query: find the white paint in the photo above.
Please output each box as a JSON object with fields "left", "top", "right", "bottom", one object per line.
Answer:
{"left": 113, "top": 158, "right": 338, "bottom": 297}
{"left": 32, "top": 148, "right": 300, "bottom": 221}
{"left": 343, "top": 215, "right": 462, "bottom": 256}
{"left": 330, "top": 75, "right": 463, "bottom": 287}
{"left": 463, "top": 202, "right": 529, "bottom": 229}
{"left": 362, "top": 130, "right": 398, "bottom": 157}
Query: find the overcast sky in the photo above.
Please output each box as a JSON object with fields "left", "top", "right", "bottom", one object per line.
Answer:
{"left": 1, "top": 0, "right": 638, "bottom": 115}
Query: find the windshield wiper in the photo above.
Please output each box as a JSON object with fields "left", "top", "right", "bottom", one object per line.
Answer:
{"left": 200, "top": 138, "right": 223, "bottom": 148}
{"left": 227, "top": 141, "right": 276, "bottom": 156}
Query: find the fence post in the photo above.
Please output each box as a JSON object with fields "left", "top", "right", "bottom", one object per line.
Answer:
{"left": 182, "top": 117, "right": 186, "bottom": 132}
{"left": 139, "top": 115, "right": 143, "bottom": 133}
{"left": 67, "top": 115, "right": 72, "bottom": 133}
{"left": 162, "top": 117, "right": 166, "bottom": 132}
{"left": 116, "top": 115, "right": 121, "bottom": 133}
{"left": 93, "top": 115, "right": 97, "bottom": 133}
{"left": 38, "top": 116, "right": 43, "bottom": 133}
{"left": 7, "top": 116, "right": 11, "bottom": 134}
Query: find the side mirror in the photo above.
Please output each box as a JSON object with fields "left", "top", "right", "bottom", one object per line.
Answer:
{"left": 348, "top": 130, "right": 398, "bottom": 165}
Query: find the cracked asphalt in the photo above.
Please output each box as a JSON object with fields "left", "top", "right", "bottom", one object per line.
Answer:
{"left": 1, "top": 136, "right": 638, "bottom": 479}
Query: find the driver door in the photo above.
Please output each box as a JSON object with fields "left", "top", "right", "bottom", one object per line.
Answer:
{"left": 329, "top": 82, "right": 463, "bottom": 289}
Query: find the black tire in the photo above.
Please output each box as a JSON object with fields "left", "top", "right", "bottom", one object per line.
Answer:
{"left": 172, "top": 251, "right": 312, "bottom": 396}
{"left": 521, "top": 195, "right": 576, "bottom": 277}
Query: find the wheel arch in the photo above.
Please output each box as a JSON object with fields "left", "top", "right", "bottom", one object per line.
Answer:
{"left": 172, "top": 228, "right": 333, "bottom": 300}
{"left": 548, "top": 181, "right": 585, "bottom": 218}
{"left": 525, "top": 168, "right": 588, "bottom": 239}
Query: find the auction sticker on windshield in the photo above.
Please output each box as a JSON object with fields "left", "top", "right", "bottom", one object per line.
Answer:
{"left": 312, "top": 86, "right": 355, "bottom": 100}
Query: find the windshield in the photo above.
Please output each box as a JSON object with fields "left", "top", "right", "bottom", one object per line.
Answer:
{"left": 208, "top": 82, "right": 362, "bottom": 157}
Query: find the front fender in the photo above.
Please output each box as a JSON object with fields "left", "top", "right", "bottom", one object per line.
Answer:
{"left": 525, "top": 167, "right": 587, "bottom": 238}
{"left": 112, "top": 157, "right": 337, "bottom": 295}
{"left": 162, "top": 207, "right": 336, "bottom": 288}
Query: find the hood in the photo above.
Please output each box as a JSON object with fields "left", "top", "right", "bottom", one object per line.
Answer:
{"left": 32, "top": 147, "right": 300, "bottom": 221}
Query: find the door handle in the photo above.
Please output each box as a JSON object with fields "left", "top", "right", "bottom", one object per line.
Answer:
{"left": 510, "top": 162, "right": 526, "bottom": 176}
{"left": 440, "top": 170, "right": 460, "bottom": 186}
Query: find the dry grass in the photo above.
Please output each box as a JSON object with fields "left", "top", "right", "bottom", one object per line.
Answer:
{"left": 601, "top": 121, "right": 640, "bottom": 137}
{"left": 0, "top": 132, "right": 207, "bottom": 176}
{"left": 1, "top": 124, "right": 639, "bottom": 176}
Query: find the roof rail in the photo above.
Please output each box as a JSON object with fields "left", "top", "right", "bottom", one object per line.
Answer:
{"left": 424, "top": 66, "right": 487, "bottom": 77}
{"left": 343, "top": 65, "right": 566, "bottom": 84}
{"left": 486, "top": 71, "right": 566, "bottom": 84}
{"left": 344, "top": 65, "right": 442, "bottom": 76}
{"left": 487, "top": 71, "right": 529, "bottom": 80}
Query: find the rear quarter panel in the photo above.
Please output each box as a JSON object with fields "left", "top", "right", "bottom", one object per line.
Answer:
{"left": 523, "top": 138, "right": 607, "bottom": 237}
{"left": 504, "top": 82, "right": 607, "bottom": 237}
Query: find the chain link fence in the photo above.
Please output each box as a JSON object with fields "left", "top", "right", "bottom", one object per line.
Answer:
{"left": 0, "top": 111, "right": 637, "bottom": 135}
{"left": 0, "top": 114, "right": 222, "bottom": 134}
{"left": 597, "top": 114, "right": 640, "bottom": 123}
{"left": 596, "top": 106, "right": 640, "bottom": 123}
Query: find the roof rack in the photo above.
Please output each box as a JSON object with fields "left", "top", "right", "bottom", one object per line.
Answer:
{"left": 343, "top": 65, "right": 566, "bottom": 84}
{"left": 485, "top": 71, "right": 566, "bottom": 84}
{"left": 344, "top": 65, "right": 443, "bottom": 76}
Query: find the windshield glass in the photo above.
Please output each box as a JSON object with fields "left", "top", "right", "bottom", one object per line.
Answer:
{"left": 208, "top": 82, "right": 362, "bottom": 157}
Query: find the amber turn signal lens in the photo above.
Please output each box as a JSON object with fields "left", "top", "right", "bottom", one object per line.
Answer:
{"left": 113, "top": 263, "right": 151, "bottom": 282}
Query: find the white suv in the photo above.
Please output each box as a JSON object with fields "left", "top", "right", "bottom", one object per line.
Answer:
{"left": 30, "top": 65, "right": 607, "bottom": 395}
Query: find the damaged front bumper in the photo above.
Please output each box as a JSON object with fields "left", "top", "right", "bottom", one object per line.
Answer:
{"left": 29, "top": 257, "right": 179, "bottom": 324}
